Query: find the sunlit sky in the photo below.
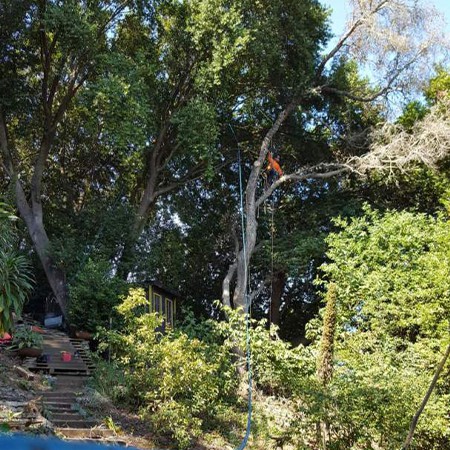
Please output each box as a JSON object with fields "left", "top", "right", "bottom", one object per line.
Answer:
{"left": 321, "top": 0, "right": 450, "bottom": 46}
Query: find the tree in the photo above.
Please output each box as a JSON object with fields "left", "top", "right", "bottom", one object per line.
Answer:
{"left": 0, "top": 0, "right": 129, "bottom": 315}
{"left": 221, "top": 0, "right": 449, "bottom": 313}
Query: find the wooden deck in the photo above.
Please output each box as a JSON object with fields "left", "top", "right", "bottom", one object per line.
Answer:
{"left": 25, "top": 331, "right": 94, "bottom": 376}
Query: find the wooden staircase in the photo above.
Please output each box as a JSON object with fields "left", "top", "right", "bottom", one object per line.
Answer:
{"left": 24, "top": 327, "right": 117, "bottom": 441}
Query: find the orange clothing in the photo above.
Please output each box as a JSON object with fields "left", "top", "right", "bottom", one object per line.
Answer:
{"left": 267, "top": 152, "right": 283, "bottom": 176}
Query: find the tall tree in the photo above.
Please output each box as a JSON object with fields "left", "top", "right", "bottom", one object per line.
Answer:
{"left": 0, "top": 0, "right": 129, "bottom": 315}
{"left": 221, "top": 0, "right": 448, "bottom": 312}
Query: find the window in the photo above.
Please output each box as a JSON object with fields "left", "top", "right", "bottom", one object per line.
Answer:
{"left": 165, "top": 298, "right": 173, "bottom": 328}
{"left": 152, "top": 293, "right": 162, "bottom": 313}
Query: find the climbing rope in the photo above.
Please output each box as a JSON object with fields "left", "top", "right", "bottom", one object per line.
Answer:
{"left": 229, "top": 124, "right": 253, "bottom": 450}
{"left": 269, "top": 197, "right": 275, "bottom": 325}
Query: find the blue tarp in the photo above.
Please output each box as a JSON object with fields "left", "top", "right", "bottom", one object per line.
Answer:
{"left": 0, "top": 435, "right": 139, "bottom": 449}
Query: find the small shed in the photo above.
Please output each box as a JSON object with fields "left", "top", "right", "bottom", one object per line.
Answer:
{"left": 146, "top": 280, "right": 180, "bottom": 332}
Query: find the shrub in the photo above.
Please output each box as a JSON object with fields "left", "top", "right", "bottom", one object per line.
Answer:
{"left": 0, "top": 203, "right": 33, "bottom": 333}
{"left": 68, "top": 259, "right": 126, "bottom": 332}
{"left": 99, "top": 288, "right": 238, "bottom": 449}
{"left": 10, "top": 327, "right": 43, "bottom": 350}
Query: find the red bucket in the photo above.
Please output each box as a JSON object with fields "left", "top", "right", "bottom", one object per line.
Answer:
{"left": 61, "top": 351, "right": 72, "bottom": 362}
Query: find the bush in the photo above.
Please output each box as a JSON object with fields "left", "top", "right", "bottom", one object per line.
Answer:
{"left": 99, "top": 288, "right": 238, "bottom": 449}
{"left": 68, "top": 259, "right": 126, "bottom": 332}
{"left": 0, "top": 203, "right": 33, "bottom": 333}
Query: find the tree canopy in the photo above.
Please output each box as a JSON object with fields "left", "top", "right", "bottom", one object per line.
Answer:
{"left": 0, "top": 1, "right": 449, "bottom": 448}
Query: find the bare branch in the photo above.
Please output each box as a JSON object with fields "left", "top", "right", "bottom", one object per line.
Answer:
{"left": 320, "top": 85, "right": 391, "bottom": 103}
{"left": 316, "top": 19, "right": 362, "bottom": 78}
{"left": 316, "top": 0, "right": 391, "bottom": 79}
{"left": 346, "top": 0, "right": 448, "bottom": 97}
{"left": 353, "top": 100, "right": 450, "bottom": 174}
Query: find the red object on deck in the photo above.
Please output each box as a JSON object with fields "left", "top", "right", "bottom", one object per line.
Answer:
{"left": 61, "top": 351, "right": 72, "bottom": 362}
{"left": 31, "top": 326, "right": 45, "bottom": 334}
{"left": 0, "top": 332, "right": 12, "bottom": 343}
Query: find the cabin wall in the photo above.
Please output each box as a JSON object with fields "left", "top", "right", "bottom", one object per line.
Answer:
{"left": 148, "top": 285, "right": 176, "bottom": 333}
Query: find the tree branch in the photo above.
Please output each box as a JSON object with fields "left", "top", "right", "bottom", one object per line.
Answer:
{"left": 320, "top": 85, "right": 391, "bottom": 103}
{"left": 315, "top": 0, "right": 390, "bottom": 79}
{"left": 402, "top": 343, "right": 450, "bottom": 450}
{"left": 97, "top": 0, "right": 130, "bottom": 37}
{"left": 315, "top": 19, "right": 362, "bottom": 79}
{"left": 256, "top": 165, "right": 349, "bottom": 208}
{"left": 153, "top": 160, "right": 229, "bottom": 198}
{"left": 320, "top": 46, "right": 427, "bottom": 103}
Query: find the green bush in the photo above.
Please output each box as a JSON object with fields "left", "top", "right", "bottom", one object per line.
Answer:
{"left": 99, "top": 288, "right": 238, "bottom": 449}
{"left": 10, "top": 327, "right": 43, "bottom": 350}
{"left": 68, "top": 259, "right": 126, "bottom": 332}
{"left": 297, "top": 206, "right": 450, "bottom": 449}
{"left": 0, "top": 203, "right": 33, "bottom": 333}
{"left": 213, "top": 306, "right": 315, "bottom": 397}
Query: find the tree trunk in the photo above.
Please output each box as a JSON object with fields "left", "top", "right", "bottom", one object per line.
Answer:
{"left": 14, "top": 180, "right": 69, "bottom": 317}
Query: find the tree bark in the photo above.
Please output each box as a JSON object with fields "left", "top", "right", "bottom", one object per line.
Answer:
{"left": 13, "top": 176, "right": 69, "bottom": 317}
{"left": 231, "top": 100, "right": 299, "bottom": 311}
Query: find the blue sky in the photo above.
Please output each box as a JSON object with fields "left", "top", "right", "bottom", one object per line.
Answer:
{"left": 321, "top": 0, "right": 450, "bottom": 43}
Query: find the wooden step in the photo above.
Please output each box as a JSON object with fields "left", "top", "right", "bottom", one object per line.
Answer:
{"left": 45, "top": 405, "right": 74, "bottom": 412}
{"left": 42, "top": 392, "right": 77, "bottom": 398}
{"left": 50, "top": 412, "right": 87, "bottom": 421}
{"left": 55, "top": 427, "right": 116, "bottom": 438}
{"left": 42, "top": 397, "right": 77, "bottom": 404}
{"left": 44, "top": 401, "right": 74, "bottom": 408}
{"left": 52, "top": 419, "right": 98, "bottom": 428}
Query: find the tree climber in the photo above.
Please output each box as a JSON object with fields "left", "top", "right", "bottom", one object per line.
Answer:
{"left": 266, "top": 151, "right": 283, "bottom": 185}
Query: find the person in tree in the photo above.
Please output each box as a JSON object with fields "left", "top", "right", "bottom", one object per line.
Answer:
{"left": 266, "top": 151, "right": 283, "bottom": 185}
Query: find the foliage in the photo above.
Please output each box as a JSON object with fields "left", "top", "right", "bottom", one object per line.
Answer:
{"left": 425, "top": 66, "right": 450, "bottom": 103}
{"left": 0, "top": 203, "right": 33, "bottom": 334}
{"left": 316, "top": 283, "right": 337, "bottom": 386}
{"left": 10, "top": 327, "right": 43, "bottom": 350}
{"left": 306, "top": 206, "right": 450, "bottom": 449}
{"left": 396, "top": 100, "right": 429, "bottom": 130}
{"left": 215, "top": 306, "right": 315, "bottom": 397}
{"left": 68, "top": 259, "right": 126, "bottom": 332}
{"left": 96, "top": 292, "right": 316, "bottom": 448}
{"left": 89, "top": 357, "right": 128, "bottom": 405}
{"left": 99, "top": 289, "right": 238, "bottom": 449}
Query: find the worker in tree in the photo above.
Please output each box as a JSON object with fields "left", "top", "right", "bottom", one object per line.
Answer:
{"left": 266, "top": 151, "right": 283, "bottom": 185}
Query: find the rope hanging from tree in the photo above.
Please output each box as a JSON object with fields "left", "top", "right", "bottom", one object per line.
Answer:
{"left": 229, "top": 124, "right": 253, "bottom": 450}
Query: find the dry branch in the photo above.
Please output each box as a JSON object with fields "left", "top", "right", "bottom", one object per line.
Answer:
{"left": 352, "top": 101, "right": 450, "bottom": 174}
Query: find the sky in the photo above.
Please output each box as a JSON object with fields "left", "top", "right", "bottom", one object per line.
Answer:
{"left": 320, "top": 0, "right": 450, "bottom": 115}
{"left": 321, "top": 0, "right": 450, "bottom": 44}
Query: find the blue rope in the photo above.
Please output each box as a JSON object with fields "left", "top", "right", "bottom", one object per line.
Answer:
{"left": 231, "top": 125, "right": 253, "bottom": 450}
